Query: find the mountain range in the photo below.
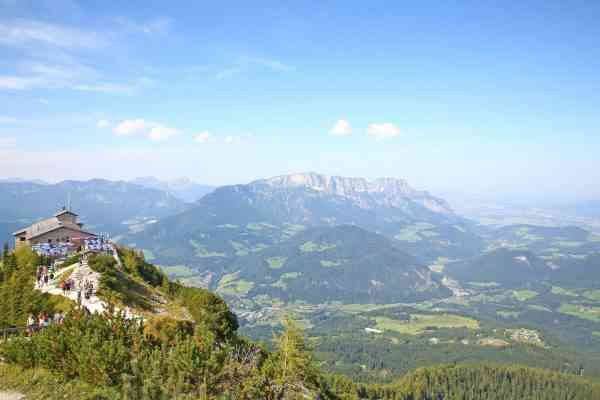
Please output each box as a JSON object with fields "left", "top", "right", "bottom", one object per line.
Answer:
{"left": 126, "top": 172, "right": 479, "bottom": 274}
{"left": 0, "top": 179, "right": 187, "bottom": 244}
{"left": 2, "top": 172, "right": 598, "bottom": 298}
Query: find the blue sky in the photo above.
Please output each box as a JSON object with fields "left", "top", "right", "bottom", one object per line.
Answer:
{"left": 0, "top": 1, "right": 598, "bottom": 201}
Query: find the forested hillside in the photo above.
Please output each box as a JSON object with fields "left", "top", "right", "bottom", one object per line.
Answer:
{"left": 225, "top": 225, "right": 450, "bottom": 303}
{"left": 2, "top": 246, "right": 600, "bottom": 399}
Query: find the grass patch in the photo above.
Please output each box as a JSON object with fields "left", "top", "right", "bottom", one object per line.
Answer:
{"left": 394, "top": 230, "right": 422, "bottom": 242}
{"left": 554, "top": 241, "right": 583, "bottom": 248}
{"left": 251, "top": 243, "right": 269, "bottom": 253}
{"left": 282, "top": 224, "right": 305, "bottom": 236}
{"left": 320, "top": 260, "right": 344, "bottom": 268}
{"left": 375, "top": 314, "right": 479, "bottom": 335}
{"left": 527, "top": 305, "right": 552, "bottom": 313}
{"left": 159, "top": 265, "right": 196, "bottom": 278}
{"left": 300, "top": 241, "right": 337, "bottom": 252}
{"left": 217, "top": 272, "right": 254, "bottom": 296}
{"left": 514, "top": 228, "right": 544, "bottom": 242}
{"left": 230, "top": 241, "right": 249, "bottom": 256}
{"left": 266, "top": 257, "right": 287, "bottom": 269}
{"left": 468, "top": 281, "right": 500, "bottom": 288}
{"left": 583, "top": 290, "right": 600, "bottom": 302}
{"left": 394, "top": 223, "right": 438, "bottom": 242}
{"left": 217, "top": 224, "right": 239, "bottom": 229}
{"left": 178, "top": 275, "right": 209, "bottom": 288}
{"left": 335, "top": 303, "right": 403, "bottom": 314}
{"left": 497, "top": 310, "right": 520, "bottom": 319}
{"left": 551, "top": 286, "right": 578, "bottom": 297}
{"left": 189, "top": 240, "right": 226, "bottom": 258}
{"left": 271, "top": 272, "right": 302, "bottom": 290}
{"left": 558, "top": 303, "right": 600, "bottom": 322}
{"left": 512, "top": 290, "right": 539, "bottom": 301}
{"left": 247, "top": 222, "right": 278, "bottom": 231}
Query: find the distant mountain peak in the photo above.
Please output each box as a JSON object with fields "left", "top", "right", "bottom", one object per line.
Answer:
{"left": 260, "top": 172, "right": 413, "bottom": 194}
{"left": 130, "top": 177, "right": 215, "bottom": 203}
{"left": 255, "top": 172, "right": 454, "bottom": 215}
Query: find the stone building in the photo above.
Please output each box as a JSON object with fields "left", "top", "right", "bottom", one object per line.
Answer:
{"left": 13, "top": 209, "right": 97, "bottom": 249}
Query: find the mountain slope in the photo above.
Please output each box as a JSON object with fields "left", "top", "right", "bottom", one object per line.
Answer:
{"left": 130, "top": 172, "right": 481, "bottom": 269}
{"left": 218, "top": 225, "right": 450, "bottom": 303}
{"left": 445, "top": 248, "right": 551, "bottom": 286}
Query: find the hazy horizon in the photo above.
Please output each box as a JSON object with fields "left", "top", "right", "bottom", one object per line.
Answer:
{"left": 1, "top": 172, "right": 597, "bottom": 206}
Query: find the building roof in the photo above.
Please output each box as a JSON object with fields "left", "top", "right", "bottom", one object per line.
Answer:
{"left": 13, "top": 210, "right": 95, "bottom": 240}
{"left": 54, "top": 209, "right": 78, "bottom": 217}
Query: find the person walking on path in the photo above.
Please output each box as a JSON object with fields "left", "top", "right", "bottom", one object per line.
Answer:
{"left": 27, "top": 314, "right": 36, "bottom": 336}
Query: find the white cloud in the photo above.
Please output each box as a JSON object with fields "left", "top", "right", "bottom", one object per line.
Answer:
{"left": 330, "top": 119, "right": 352, "bottom": 136}
{"left": 367, "top": 122, "right": 401, "bottom": 141}
{"left": 114, "top": 119, "right": 147, "bottom": 136}
{"left": 148, "top": 125, "right": 178, "bottom": 142}
{"left": 194, "top": 131, "right": 213, "bottom": 143}
{"left": 96, "top": 119, "right": 110, "bottom": 129}
{"left": 0, "top": 19, "right": 106, "bottom": 49}
{"left": 114, "top": 119, "right": 179, "bottom": 142}
{"left": 73, "top": 82, "right": 135, "bottom": 95}
{"left": 0, "top": 61, "right": 141, "bottom": 94}
{"left": 0, "top": 19, "right": 162, "bottom": 95}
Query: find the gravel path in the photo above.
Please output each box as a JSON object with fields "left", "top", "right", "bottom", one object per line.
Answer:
{"left": 0, "top": 391, "right": 25, "bottom": 400}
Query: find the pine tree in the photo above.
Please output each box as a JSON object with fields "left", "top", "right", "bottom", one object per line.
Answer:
{"left": 261, "top": 317, "right": 322, "bottom": 400}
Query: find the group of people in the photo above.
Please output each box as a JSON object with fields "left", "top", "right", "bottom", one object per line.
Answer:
{"left": 84, "top": 237, "right": 113, "bottom": 253}
{"left": 26, "top": 312, "right": 65, "bottom": 335}
{"left": 59, "top": 277, "right": 76, "bottom": 293}
{"left": 59, "top": 277, "right": 95, "bottom": 304}
{"left": 82, "top": 279, "right": 95, "bottom": 301}
{"left": 36, "top": 265, "right": 54, "bottom": 288}
{"left": 31, "top": 242, "right": 75, "bottom": 257}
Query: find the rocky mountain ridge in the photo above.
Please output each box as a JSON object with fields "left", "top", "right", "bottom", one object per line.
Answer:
{"left": 256, "top": 172, "right": 454, "bottom": 215}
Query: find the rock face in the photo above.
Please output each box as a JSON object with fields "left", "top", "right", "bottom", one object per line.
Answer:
{"left": 258, "top": 172, "right": 454, "bottom": 215}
